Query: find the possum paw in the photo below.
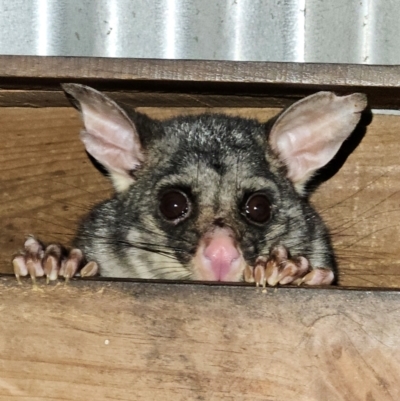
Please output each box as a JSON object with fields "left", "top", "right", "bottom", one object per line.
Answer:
{"left": 243, "top": 244, "right": 334, "bottom": 287}
{"left": 12, "top": 235, "right": 99, "bottom": 284}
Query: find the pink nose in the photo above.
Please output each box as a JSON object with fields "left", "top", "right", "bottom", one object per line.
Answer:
{"left": 203, "top": 235, "right": 240, "bottom": 281}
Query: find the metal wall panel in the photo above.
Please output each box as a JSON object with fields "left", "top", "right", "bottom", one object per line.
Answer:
{"left": 0, "top": 0, "right": 399, "bottom": 64}
{"left": 368, "top": 0, "right": 400, "bottom": 64}
{"left": 305, "top": 0, "right": 367, "bottom": 64}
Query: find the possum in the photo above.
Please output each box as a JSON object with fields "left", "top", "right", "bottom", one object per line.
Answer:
{"left": 12, "top": 84, "right": 367, "bottom": 286}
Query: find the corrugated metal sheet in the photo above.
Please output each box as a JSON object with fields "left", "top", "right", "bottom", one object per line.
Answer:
{"left": 1, "top": 0, "right": 399, "bottom": 64}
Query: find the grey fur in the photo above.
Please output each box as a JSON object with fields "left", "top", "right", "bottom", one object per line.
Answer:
{"left": 71, "top": 107, "right": 336, "bottom": 280}
{"left": 64, "top": 84, "right": 365, "bottom": 280}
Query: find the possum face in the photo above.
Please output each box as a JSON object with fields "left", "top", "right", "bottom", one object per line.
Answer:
{"left": 64, "top": 84, "right": 367, "bottom": 280}
{"left": 121, "top": 115, "right": 309, "bottom": 281}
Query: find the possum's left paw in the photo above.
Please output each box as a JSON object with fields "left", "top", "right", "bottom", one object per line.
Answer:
{"left": 12, "top": 235, "right": 98, "bottom": 285}
{"left": 244, "top": 244, "right": 335, "bottom": 287}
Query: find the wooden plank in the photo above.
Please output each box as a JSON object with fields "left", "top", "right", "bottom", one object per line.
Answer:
{"left": 0, "top": 277, "right": 399, "bottom": 401}
{"left": 0, "top": 56, "right": 400, "bottom": 108}
{"left": 1, "top": 55, "right": 400, "bottom": 87}
{"left": 1, "top": 106, "right": 400, "bottom": 287}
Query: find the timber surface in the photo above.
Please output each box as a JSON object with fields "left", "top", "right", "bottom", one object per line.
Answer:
{"left": 0, "top": 278, "right": 399, "bottom": 401}
{"left": 1, "top": 56, "right": 400, "bottom": 108}
{"left": 2, "top": 106, "right": 400, "bottom": 287}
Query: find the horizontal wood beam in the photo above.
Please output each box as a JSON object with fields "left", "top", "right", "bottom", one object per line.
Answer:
{"left": 0, "top": 56, "right": 400, "bottom": 108}
{"left": 1, "top": 277, "right": 400, "bottom": 400}
{"left": 2, "top": 55, "right": 400, "bottom": 87}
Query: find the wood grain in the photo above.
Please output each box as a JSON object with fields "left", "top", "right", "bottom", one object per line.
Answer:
{"left": 1, "top": 55, "right": 400, "bottom": 86}
{"left": 1, "top": 56, "right": 400, "bottom": 108}
{"left": 0, "top": 107, "right": 113, "bottom": 267}
{"left": 1, "top": 106, "right": 400, "bottom": 287}
{"left": 0, "top": 278, "right": 399, "bottom": 401}
{"left": 314, "top": 113, "right": 400, "bottom": 287}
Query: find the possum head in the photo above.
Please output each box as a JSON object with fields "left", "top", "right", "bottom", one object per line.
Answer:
{"left": 63, "top": 84, "right": 367, "bottom": 281}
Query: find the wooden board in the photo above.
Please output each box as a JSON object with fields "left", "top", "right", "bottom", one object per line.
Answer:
{"left": 1, "top": 106, "right": 400, "bottom": 287}
{"left": 0, "top": 278, "right": 399, "bottom": 401}
{"left": 1, "top": 56, "right": 400, "bottom": 108}
{"left": 2, "top": 55, "right": 400, "bottom": 87}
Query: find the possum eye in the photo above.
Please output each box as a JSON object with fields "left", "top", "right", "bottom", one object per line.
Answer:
{"left": 159, "top": 190, "right": 190, "bottom": 221}
{"left": 244, "top": 193, "right": 271, "bottom": 224}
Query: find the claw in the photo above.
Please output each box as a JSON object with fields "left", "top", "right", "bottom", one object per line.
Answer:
{"left": 43, "top": 255, "right": 59, "bottom": 283}
{"left": 43, "top": 244, "right": 64, "bottom": 283}
{"left": 300, "top": 268, "right": 335, "bottom": 286}
{"left": 244, "top": 265, "right": 255, "bottom": 283}
{"left": 265, "top": 259, "right": 280, "bottom": 286}
{"left": 80, "top": 261, "right": 99, "bottom": 277}
{"left": 265, "top": 245, "right": 288, "bottom": 286}
{"left": 63, "top": 249, "right": 84, "bottom": 283}
{"left": 254, "top": 256, "right": 267, "bottom": 287}
{"left": 26, "top": 257, "right": 44, "bottom": 280}
{"left": 12, "top": 255, "right": 26, "bottom": 285}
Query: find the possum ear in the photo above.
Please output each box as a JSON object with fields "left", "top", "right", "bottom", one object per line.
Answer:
{"left": 62, "top": 83, "right": 144, "bottom": 192}
{"left": 269, "top": 91, "right": 367, "bottom": 194}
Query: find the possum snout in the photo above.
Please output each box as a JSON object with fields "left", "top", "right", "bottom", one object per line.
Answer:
{"left": 192, "top": 227, "right": 246, "bottom": 281}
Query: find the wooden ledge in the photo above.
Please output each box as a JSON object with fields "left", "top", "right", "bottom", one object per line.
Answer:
{"left": 1, "top": 55, "right": 400, "bottom": 87}
{"left": 0, "top": 56, "right": 400, "bottom": 108}
{"left": 1, "top": 276, "right": 400, "bottom": 400}
{"left": 3, "top": 274, "right": 400, "bottom": 291}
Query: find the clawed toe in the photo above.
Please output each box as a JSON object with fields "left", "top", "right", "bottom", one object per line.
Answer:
{"left": 245, "top": 244, "right": 334, "bottom": 287}
{"left": 43, "top": 244, "right": 64, "bottom": 283}
{"left": 12, "top": 254, "right": 27, "bottom": 284}
{"left": 80, "top": 261, "right": 99, "bottom": 277}
{"left": 298, "top": 268, "right": 335, "bottom": 286}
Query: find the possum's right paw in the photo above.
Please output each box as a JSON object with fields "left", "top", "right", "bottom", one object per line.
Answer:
{"left": 12, "top": 235, "right": 98, "bottom": 285}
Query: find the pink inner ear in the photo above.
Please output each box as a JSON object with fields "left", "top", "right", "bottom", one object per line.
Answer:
{"left": 269, "top": 92, "right": 367, "bottom": 187}
{"left": 81, "top": 101, "right": 143, "bottom": 174}
{"left": 80, "top": 102, "right": 144, "bottom": 176}
{"left": 274, "top": 122, "right": 345, "bottom": 184}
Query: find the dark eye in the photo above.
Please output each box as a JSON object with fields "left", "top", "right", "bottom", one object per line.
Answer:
{"left": 159, "top": 190, "right": 189, "bottom": 221}
{"left": 244, "top": 193, "right": 271, "bottom": 224}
